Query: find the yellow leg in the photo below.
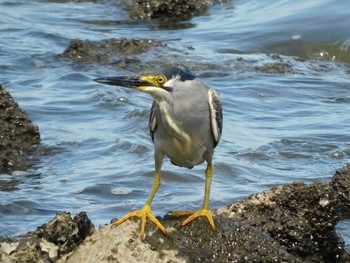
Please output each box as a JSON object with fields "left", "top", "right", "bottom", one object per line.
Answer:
{"left": 172, "top": 164, "right": 215, "bottom": 230}
{"left": 112, "top": 170, "right": 167, "bottom": 236}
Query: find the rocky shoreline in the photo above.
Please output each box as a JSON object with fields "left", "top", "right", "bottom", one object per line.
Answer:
{"left": 0, "top": 161, "right": 349, "bottom": 262}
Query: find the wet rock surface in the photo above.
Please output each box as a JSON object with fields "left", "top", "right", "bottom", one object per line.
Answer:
{"left": 0, "top": 84, "right": 40, "bottom": 173}
{"left": 145, "top": 217, "right": 300, "bottom": 262}
{"left": 127, "top": 0, "right": 214, "bottom": 20}
{"left": 331, "top": 165, "right": 350, "bottom": 218}
{"left": 1, "top": 165, "right": 349, "bottom": 262}
{"left": 59, "top": 38, "right": 167, "bottom": 63}
{"left": 58, "top": 37, "right": 230, "bottom": 74}
{"left": 216, "top": 164, "right": 350, "bottom": 262}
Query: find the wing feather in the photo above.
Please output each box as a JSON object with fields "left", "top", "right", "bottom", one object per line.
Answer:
{"left": 149, "top": 101, "right": 158, "bottom": 143}
{"left": 208, "top": 89, "right": 223, "bottom": 147}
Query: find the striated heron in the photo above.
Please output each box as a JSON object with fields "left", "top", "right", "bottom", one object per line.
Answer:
{"left": 94, "top": 65, "right": 223, "bottom": 237}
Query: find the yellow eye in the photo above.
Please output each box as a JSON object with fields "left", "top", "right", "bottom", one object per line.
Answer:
{"left": 156, "top": 75, "right": 167, "bottom": 85}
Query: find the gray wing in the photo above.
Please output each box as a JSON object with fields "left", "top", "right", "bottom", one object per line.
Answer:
{"left": 208, "top": 89, "right": 223, "bottom": 147}
{"left": 149, "top": 100, "right": 158, "bottom": 143}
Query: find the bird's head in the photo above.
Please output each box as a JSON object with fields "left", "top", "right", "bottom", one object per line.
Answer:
{"left": 93, "top": 65, "right": 196, "bottom": 97}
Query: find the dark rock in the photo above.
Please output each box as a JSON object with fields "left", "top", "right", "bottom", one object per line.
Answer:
{"left": 331, "top": 164, "right": 350, "bottom": 218}
{"left": 216, "top": 176, "right": 350, "bottom": 262}
{"left": 58, "top": 38, "right": 167, "bottom": 63}
{"left": 128, "top": 0, "right": 214, "bottom": 20}
{"left": 146, "top": 216, "right": 301, "bottom": 262}
{"left": 34, "top": 212, "right": 95, "bottom": 256}
{"left": 0, "top": 84, "right": 40, "bottom": 173}
{"left": 0, "top": 212, "right": 95, "bottom": 262}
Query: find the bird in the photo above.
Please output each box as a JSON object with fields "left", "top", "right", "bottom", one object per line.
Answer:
{"left": 94, "top": 65, "right": 223, "bottom": 237}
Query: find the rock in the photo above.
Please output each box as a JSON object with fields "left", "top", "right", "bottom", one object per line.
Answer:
{"left": 61, "top": 39, "right": 228, "bottom": 77}
{"left": 45, "top": 0, "right": 228, "bottom": 20}
{"left": 34, "top": 212, "right": 95, "bottom": 257}
{"left": 0, "top": 212, "right": 95, "bottom": 263}
{"left": 62, "top": 216, "right": 299, "bottom": 262}
{"left": 1, "top": 237, "right": 52, "bottom": 263}
{"left": 0, "top": 84, "right": 40, "bottom": 173}
{"left": 216, "top": 166, "right": 350, "bottom": 262}
{"left": 254, "top": 62, "right": 295, "bottom": 74}
{"left": 58, "top": 38, "right": 167, "bottom": 63}
{"left": 331, "top": 164, "right": 350, "bottom": 218}
{"left": 57, "top": 37, "right": 186, "bottom": 73}
{"left": 1, "top": 165, "right": 349, "bottom": 262}
{"left": 127, "top": 0, "right": 214, "bottom": 20}
{"left": 146, "top": 217, "right": 301, "bottom": 262}
{"left": 59, "top": 221, "right": 187, "bottom": 263}
{"left": 58, "top": 38, "right": 229, "bottom": 74}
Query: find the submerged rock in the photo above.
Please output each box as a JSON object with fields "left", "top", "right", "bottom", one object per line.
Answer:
{"left": 59, "top": 38, "right": 167, "bottom": 63}
{"left": 0, "top": 84, "right": 40, "bottom": 173}
{"left": 1, "top": 165, "right": 349, "bottom": 262}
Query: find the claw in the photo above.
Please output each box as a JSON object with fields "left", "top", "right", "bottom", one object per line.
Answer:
{"left": 112, "top": 204, "right": 167, "bottom": 236}
{"left": 178, "top": 208, "right": 215, "bottom": 230}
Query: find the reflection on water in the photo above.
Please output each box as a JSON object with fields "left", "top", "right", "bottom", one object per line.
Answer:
{"left": 0, "top": 0, "right": 349, "bottom": 246}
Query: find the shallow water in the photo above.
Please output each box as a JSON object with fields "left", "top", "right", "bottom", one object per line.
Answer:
{"left": 0, "top": 0, "right": 349, "bottom": 247}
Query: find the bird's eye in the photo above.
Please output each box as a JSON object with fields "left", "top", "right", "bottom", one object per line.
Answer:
{"left": 156, "top": 75, "right": 167, "bottom": 84}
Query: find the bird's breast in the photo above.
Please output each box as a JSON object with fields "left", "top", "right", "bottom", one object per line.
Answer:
{"left": 155, "top": 132, "right": 206, "bottom": 168}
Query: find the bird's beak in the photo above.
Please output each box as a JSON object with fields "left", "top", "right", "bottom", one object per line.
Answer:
{"left": 93, "top": 76, "right": 154, "bottom": 91}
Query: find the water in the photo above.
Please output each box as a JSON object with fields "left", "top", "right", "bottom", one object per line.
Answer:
{"left": 0, "top": 0, "right": 349, "bottom": 247}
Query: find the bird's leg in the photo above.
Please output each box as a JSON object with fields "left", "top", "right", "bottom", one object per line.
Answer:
{"left": 112, "top": 153, "right": 167, "bottom": 237}
{"left": 171, "top": 164, "right": 215, "bottom": 230}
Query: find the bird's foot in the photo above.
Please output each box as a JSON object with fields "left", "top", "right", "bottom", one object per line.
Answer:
{"left": 112, "top": 204, "right": 167, "bottom": 237}
{"left": 171, "top": 208, "right": 215, "bottom": 230}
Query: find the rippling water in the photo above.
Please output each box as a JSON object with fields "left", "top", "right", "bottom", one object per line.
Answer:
{"left": 0, "top": 0, "right": 349, "bottom": 246}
